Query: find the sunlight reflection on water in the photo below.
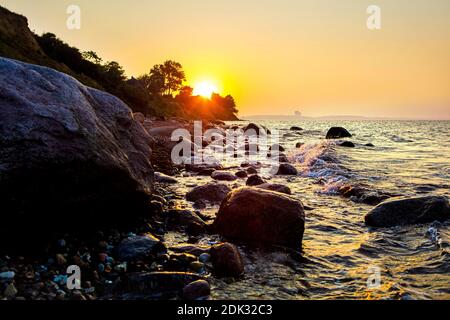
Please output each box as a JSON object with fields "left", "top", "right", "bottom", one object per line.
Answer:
{"left": 167, "top": 120, "right": 450, "bottom": 300}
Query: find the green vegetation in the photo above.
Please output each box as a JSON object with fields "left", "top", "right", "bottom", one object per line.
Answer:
{"left": 35, "top": 33, "right": 238, "bottom": 120}
{"left": 0, "top": 5, "right": 238, "bottom": 120}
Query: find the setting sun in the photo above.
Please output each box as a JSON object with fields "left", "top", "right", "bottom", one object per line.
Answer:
{"left": 193, "top": 81, "right": 218, "bottom": 99}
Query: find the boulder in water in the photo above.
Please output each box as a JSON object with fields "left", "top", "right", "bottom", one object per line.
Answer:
{"left": 326, "top": 127, "right": 352, "bottom": 139}
{"left": 246, "top": 175, "right": 266, "bottom": 186}
{"left": 213, "top": 187, "right": 305, "bottom": 248}
{"left": 257, "top": 183, "right": 292, "bottom": 195}
{"left": 211, "top": 171, "right": 238, "bottom": 181}
{"left": 276, "top": 163, "right": 298, "bottom": 176}
{"left": 365, "top": 196, "right": 450, "bottom": 227}
{"left": 339, "top": 141, "right": 356, "bottom": 148}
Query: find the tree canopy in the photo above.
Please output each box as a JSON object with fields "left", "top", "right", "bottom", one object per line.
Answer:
{"left": 35, "top": 33, "right": 238, "bottom": 120}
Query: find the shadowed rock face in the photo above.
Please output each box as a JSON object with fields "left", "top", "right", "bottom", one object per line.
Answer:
{"left": 365, "top": 196, "right": 450, "bottom": 227}
{"left": 0, "top": 58, "right": 154, "bottom": 241}
{"left": 213, "top": 187, "right": 305, "bottom": 249}
{"left": 326, "top": 127, "right": 352, "bottom": 139}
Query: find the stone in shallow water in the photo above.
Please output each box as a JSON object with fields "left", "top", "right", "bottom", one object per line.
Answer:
{"left": 116, "top": 235, "right": 166, "bottom": 262}
{"left": 326, "top": 127, "right": 352, "bottom": 139}
{"left": 211, "top": 170, "right": 237, "bottom": 181}
{"left": 210, "top": 243, "right": 244, "bottom": 277}
{"left": 365, "top": 196, "right": 450, "bottom": 227}
{"left": 257, "top": 183, "right": 292, "bottom": 195}
{"left": 182, "top": 280, "right": 211, "bottom": 300}
{"left": 119, "top": 272, "right": 205, "bottom": 299}
{"left": 0, "top": 58, "right": 154, "bottom": 242}
{"left": 213, "top": 187, "right": 305, "bottom": 248}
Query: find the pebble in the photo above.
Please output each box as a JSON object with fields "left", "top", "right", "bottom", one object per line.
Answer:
{"left": 4, "top": 283, "right": 18, "bottom": 298}
{"left": 0, "top": 271, "right": 15, "bottom": 280}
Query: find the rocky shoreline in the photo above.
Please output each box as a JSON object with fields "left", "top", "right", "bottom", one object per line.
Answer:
{"left": 1, "top": 58, "right": 449, "bottom": 301}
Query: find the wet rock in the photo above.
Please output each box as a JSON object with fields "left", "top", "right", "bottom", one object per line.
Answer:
{"left": 133, "top": 112, "right": 146, "bottom": 124}
{"left": 0, "top": 58, "right": 154, "bottom": 241}
{"left": 210, "top": 243, "right": 244, "bottom": 277}
{"left": 186, "top": 183, "right": 231, "bottom": 203}
{"left": 246, "top": 167, "right": 258, "bottom": 175}
{"left": 246, "top": 175, "right": 266, "bottom": 186}
{"left": 116, "top": 235, "right": 166, "bottom": 262}
{"left": 182, "top": 280, "right": 211, "bottom": 300}
{"left": 167, "top": 210, "right": 206, "bottom": 235}
{"left": 326, "top": 127, "right": 352, "bottom": 139}
{"left": 185, "top": 162, "right": 223, "bottom": 174}
{"left": 276, "top": 163, "right": 298, "bottom": 176}
{"left": 0, "top": 58, "right": 153, "bottom": 240}
{"left": 271, "top": 153, "right": 290, "bottom": 163}
{"left": 257, "top": 183, "right": 292, "bottom": 195}
{"left": 235, "top": 170, "right": 248, "bottom": 178}
{"left": 213, "top": 187, "right": 305, "bottom": 248}
{"left": 244, "top": 123, "right": 269, "bottom": 136}
{"left": 55, "top": 254, "right": 67, "bottom": 266}
{"left": 199, "top": 253, "right": 211, "bottom": 263}
{"left": 0, "top": 271, "right": 15, "bottom": 281}
{"left": 339, "top": 185, "right": 390, "bottom": 205}
{"left": 154, "top": 172, "right": 178, "bottom": 184}
{"left": 211, "top": 171, "right": 238, "bottom": 181}
{"left": 170, "top": 244, "right": 211, "bottom": 256}
{"left": 296, "top": 142, "right": 304, "bottom": 148}
{"left": 3, "top": 283, "right": 18, "bottom": 298}
{"left": 339, "top": 141, "right": 356, "bottom": 148}
{"left": 290, "top": 126, "right": 303, "bottom": 131}
{"left": 365, "top": 196, "right": 450, "bottom": 227}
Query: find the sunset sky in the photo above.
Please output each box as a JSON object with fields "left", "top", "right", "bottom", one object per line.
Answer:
{"left": 2, "top": 0, "right": 449, "bottom": 119}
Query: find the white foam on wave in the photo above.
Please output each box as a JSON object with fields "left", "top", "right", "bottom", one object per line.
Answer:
{"left": 291, "top": 141, "right": 353, "bottom": 194}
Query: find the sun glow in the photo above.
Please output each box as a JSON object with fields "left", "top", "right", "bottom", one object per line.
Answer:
{"left": 193, "top": 81, "right": 218, "bottom": 99}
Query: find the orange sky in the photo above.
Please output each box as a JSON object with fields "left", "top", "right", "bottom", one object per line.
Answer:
{"left": 2, "top": 0, "right": 450, "bottom": 119}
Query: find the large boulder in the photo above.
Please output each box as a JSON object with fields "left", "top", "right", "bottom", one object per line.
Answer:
{"left": 365, "top": 196, "right": 450, "bottom": 227}
{"left": 326, "top": 127, "right": 352, "bottom": 139}
{"left": 0, "top": 58, "right": 154, "bottom": 239}
{"left": 257, "top": 183, "right": 292, "bottom": 195}
{"left": 213, "top": 187, "right": 305, "bottom": 248}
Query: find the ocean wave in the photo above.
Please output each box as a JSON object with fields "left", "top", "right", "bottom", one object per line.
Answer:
{"left": 291, "top": 141, "right": 353, "bottom": 194}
